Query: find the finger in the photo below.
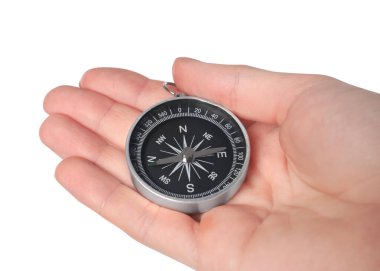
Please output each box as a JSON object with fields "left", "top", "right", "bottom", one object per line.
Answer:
{"left": 44, "top": 86, "right": 140, "bottom": 150}
{"left": 79, "top": 68, "right": 172, "bottom": 111}
{"left": 40, "top": 114, "right": 132, "bottom": 187}
{"left": 173, "top": 57, "right": 322, "bottom": 124}
{"left": 56, "top": 157, "right": 198, "bottom": 268}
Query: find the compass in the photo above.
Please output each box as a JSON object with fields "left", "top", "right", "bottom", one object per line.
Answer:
{"left": 126, "top": 83, "right": 250, "bottom": 213}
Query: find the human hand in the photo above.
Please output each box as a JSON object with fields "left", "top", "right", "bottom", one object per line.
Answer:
{"left": 40, "top": 58, "right": 380, "bottom": 271}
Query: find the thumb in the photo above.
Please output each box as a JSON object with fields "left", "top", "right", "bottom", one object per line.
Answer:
{"left": 173, "top": 57, "right": 319, "bottom": 124}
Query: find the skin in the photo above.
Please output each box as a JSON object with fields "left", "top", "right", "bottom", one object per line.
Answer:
{"left": 40, "top": 58, "right": 380, "bottom": 271}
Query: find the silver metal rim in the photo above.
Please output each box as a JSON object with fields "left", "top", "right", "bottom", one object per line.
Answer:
{"left": 125, "top": 96, "right": 250, "bottom": 213}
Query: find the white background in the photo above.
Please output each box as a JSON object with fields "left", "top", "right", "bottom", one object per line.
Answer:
{"left": 0, "top": 1, "right": 379, "bottom": 270}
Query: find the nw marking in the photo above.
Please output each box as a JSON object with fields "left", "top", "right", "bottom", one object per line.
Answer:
{"left": 155, "top": 135, "right": 166, "bottom": 145}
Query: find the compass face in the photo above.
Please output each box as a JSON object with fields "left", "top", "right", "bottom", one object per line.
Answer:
{"left": 126, "top": 97, "right": 249, "bottom": 213}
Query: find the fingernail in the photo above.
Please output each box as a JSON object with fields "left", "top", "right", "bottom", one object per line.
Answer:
{"left": 177, "top": 57, "right": 201, "bottom": 62}
{"left": 173, "top": 57, "right": 202, "bottom": 78}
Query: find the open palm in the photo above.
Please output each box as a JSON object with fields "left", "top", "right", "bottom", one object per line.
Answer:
{"left": 40, "top": 58, "right": 380, "bottom": 271}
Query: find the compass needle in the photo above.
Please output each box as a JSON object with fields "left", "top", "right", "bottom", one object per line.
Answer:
{"left": 193, "top": 147, "right": 227, "bottom": 158}
{"left": 155, "top": 154, "right": 183, "bottom": 165}
{"left": 126, "top": 94, "right": 249, "bottom": 213}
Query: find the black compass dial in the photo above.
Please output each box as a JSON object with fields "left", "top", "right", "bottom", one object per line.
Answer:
{"left": 128, "top": 97, "right": 248, "bottom": 199}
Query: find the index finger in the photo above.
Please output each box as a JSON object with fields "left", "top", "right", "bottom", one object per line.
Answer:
{"left": 79, "top": 68, "right": 172, "bottom": 111}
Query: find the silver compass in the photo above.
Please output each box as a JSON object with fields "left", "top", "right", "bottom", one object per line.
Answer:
{"left": 125, "top": 83, "right": 250, "bottom": 213}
